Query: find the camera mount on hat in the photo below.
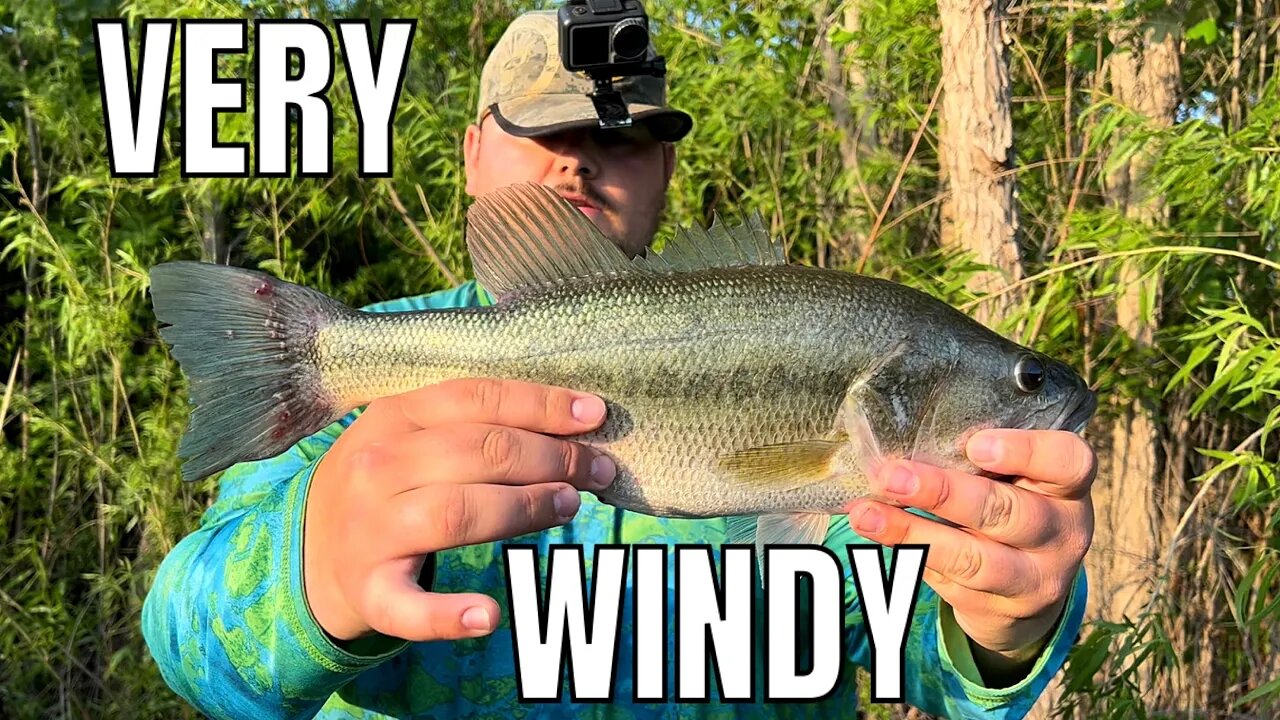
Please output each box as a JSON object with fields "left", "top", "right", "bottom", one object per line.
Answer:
{"left": 557, "top": 0, "right": 667, "bottom": 129}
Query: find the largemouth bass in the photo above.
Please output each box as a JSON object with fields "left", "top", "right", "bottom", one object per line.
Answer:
{"left": 148, "top": 182, "right": 1096, "bottom": 548}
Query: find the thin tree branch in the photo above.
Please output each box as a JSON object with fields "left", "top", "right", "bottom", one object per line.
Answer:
{"left": 856, "top": 77, "right": 943, "bottom": 273}
{"left": 383, "top": 181, "right": 461, "bottom": 286}
{"left": 961, "top": 245, "right": 1280, "bottom": 311}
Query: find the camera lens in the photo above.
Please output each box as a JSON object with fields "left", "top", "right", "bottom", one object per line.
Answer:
{"left": 611, "top": 18, "right": 648, "bottom": 62}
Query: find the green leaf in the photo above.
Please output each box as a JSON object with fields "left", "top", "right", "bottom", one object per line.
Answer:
{"left": 828, "top": 27, "right": 857, "bottom": 49}
{"left": 1167, "top": 342, "right": 1215, "bottom": 393}
{"left": 1186, "top": 17, "right": 1219, "bottom": 45}
{"left": 1068, "top": 36, "right": 1114, "bottom": 70}
{"left": 1234, "top": 675, "right": 1280, "bottom": 707}
{"left": 1064, "top": 627, "right": 1115, "bottom": 692}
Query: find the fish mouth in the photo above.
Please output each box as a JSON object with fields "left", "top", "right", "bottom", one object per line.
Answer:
{"left": 1052, "top": 388, "right": 1097, "bottom": 434}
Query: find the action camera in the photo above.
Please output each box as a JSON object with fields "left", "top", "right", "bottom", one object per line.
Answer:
{"left": 558, "top": 0, "right": 652, "bottom": 71}
{"left": 557, "top": 0, "right": 666, "bottom": 129}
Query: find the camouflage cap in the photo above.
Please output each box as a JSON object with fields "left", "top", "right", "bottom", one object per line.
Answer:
{"left": 477, "top": 10, "right": 692, "bottom": 141}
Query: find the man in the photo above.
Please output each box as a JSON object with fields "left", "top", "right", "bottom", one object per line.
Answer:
{"left": 142, "top": 10, "right": 1094, "bottom": 719}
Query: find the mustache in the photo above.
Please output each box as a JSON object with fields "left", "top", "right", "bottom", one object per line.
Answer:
{"left": 553, "top": 181, "right": 612, "bottom": 212}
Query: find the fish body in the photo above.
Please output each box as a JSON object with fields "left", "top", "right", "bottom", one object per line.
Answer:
{"left": 149, "top": 183, "right": 1096, "bottom": 547}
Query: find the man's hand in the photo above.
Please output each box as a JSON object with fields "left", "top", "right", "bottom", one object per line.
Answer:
{"left": 303, "top": 378, "right": 617, "bottom": 644}
{"left": 845, "top": 429, "right": 1095, "bottom": 682}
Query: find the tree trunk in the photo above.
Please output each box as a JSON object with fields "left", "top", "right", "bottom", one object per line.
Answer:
{"left": 936, "top": 0, "right": 1023, "bottom": 327}
{"left": 1086, "top": 12, "right": 1181, "bottom": 708}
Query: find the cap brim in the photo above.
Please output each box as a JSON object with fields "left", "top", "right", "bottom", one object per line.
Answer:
{"left": 487, "top": 94, "right": 692, "bottom": 142}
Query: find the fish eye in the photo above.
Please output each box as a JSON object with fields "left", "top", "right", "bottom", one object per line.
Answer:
{"left": 1015, "top": 355, "right": 1046, "bottom": 393}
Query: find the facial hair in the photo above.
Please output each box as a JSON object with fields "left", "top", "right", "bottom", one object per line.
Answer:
{"left": 553, "top": 180, "right": 666, "bottom": 258}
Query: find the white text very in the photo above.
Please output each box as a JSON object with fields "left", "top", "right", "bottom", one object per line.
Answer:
{"left": 92, "top": 19, "right": 415, "bottom": 177}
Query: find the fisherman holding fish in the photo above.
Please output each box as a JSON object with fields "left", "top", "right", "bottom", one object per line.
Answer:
{"left": 142, "top": 9, "right": 1098, "bottom": 720}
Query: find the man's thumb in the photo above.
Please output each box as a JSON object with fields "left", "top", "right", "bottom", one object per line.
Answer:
{"left": 364, "top": 565, "right": 500, "bottom": 642}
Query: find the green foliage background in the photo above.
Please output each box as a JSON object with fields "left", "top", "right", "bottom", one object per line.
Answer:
{"left": 0, "top": 0, "right": 1277, "bottom": 717}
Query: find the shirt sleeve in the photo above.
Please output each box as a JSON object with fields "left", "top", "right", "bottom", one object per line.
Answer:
{"left": 830, "top": 515, "right": 1087, "bottom": 719}
{"left": 141, "top": 413, "right": 414, "bottom": 720}
{"left": 141, "top": 283, "right": 485, "bottom": 720}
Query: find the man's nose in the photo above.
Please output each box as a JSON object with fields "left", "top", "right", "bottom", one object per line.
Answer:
{"left": 552, "top": 142, "right": 598, "bottom": 178}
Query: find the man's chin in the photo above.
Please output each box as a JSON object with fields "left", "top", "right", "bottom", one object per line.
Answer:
{"left": 565, "top": 209, "right": 644, "bottom": 256}
{"left": 582, "top": 212, "right": 619, "bottom": 242}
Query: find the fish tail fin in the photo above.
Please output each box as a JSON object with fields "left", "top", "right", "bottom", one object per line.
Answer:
{"left": 148, "top": 261, "right": 353, "bottom": 482}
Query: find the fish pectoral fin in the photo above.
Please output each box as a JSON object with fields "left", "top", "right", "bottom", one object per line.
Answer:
{"left": 717, "top": 438, "right": 844, "bottom": 490}
{"left": 842, "top": 398, "right": 889, "bottom": 481}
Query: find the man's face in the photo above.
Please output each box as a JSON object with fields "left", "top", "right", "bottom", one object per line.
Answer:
{"left": 463, "top": 113, "right": 677, "bottom": 257}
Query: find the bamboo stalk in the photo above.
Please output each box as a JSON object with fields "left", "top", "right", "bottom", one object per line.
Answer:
{"left": 0, "top": 349, "right": 19, "bottom": 433}
{"left": 1232, "top": 0, "right": 1244, "bottom": 131}
{"left": 1259, "top": 0, "right": 1268, "bottom": 99}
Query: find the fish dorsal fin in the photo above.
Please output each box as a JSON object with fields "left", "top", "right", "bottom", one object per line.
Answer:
{"left": 632, "top": 210, "right": 786, "bottom": 273}
{"left": 465, "top": 182, "right": 634, "bottom": 298}
{"left": 465, "top": 183, "right": 786, "bottom": 298}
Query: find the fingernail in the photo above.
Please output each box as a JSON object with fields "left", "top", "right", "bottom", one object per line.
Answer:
{"left": 854, "top": 506, "right": 884, "bottom": 535}
{"left": 462, "top": 606, "right": 492, "bottom": 632}
{"left": 969, "top": 434, "right": 1000, "bottom": 464}
{"left": 590, "top": 453, "right": 616, "bottom": 487}
{"left": 571, "top": 395, "right": 605, "bottom": 423}
{"left": 884, "top": 466, "right": 917, "bottom": 496}
{"left": 554, "top": 486, "right": 581, "bottom": 520}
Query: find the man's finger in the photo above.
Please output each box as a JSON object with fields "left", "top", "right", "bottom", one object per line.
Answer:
{"left": 871, "top": 460, "right": 1058, "bottom": 550}
{"left": 390, "top": 482, "right": 583, "bottom": 556}
{"left": 966, "top": 429, "right": 1096, "bottom": 499}
{"left": 362, "top": 562, "right": 501, "bottom": 642}
{"left": 921, "top": 567, "right": 1000, "bottom": 617}
{"left": 395, "top": 378, "right": 607, "bottom": 435}
{"left": 404, "top": 424, "right": 615, "bottom": 492}
{"left": 847, "top": 500, "right": 1035, "bottom": 597}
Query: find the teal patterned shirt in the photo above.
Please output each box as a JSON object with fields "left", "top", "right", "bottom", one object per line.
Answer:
{"left": 142, "top": 280, "right": 1087, "bottom": 720}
